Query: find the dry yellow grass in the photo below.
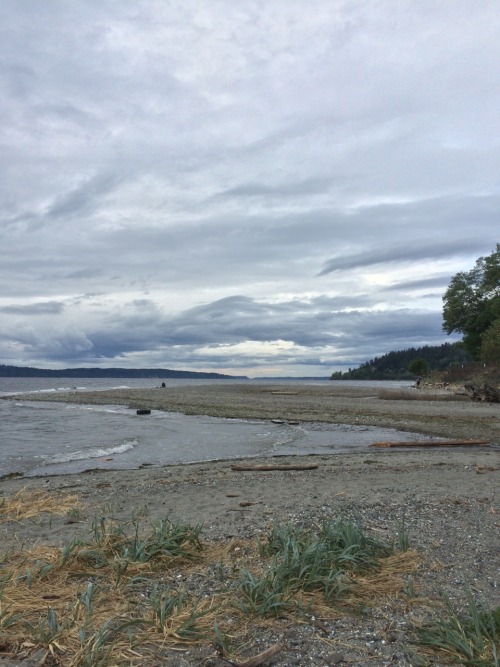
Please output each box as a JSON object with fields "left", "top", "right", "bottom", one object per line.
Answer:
{"left": 0, "top": 487, "right": 81, "bottom": 523}
{"left": 0, "top": 527, "right": 422, "bottom": 665}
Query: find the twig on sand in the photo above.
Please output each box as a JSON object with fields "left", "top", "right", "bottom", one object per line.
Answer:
{"left": 221, "top": 644, "right": 282, "bottom": 666}
{"left": 230, "top": 463, "right": 319, "bottom": 471}
{"left": 370, "top": 439, "right": 490, "bottom": 448}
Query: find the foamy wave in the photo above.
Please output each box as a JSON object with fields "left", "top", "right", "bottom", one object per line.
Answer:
{"left": 48, "top": 439, "right": 137, "bottom": 464}
{"left": 6, "top": 387, "right": 75, "bottom": 396}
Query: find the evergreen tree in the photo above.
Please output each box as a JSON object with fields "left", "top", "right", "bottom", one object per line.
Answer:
{"left": 442, "top": 244, "right": 500, "bottom": 359}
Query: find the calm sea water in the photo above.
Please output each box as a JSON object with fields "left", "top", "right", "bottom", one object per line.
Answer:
{"left": 0, "top": 377, "right": 420, "bottom": 478}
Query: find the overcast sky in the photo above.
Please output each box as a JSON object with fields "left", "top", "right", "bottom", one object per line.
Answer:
{"left": 1, "top": 1, "right": 498, "bottom": 377}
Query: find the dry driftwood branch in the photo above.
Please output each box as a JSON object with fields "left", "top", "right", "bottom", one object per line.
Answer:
{"left": 464, "top": 381, "right": 500, "bottom": 403}
{"left": 230, "top": 463, "right": 319, "bottom": 471}
{"left": 236, "top": 644, "right": 282, "bottom": 667}
{"left": 370, "top": 439, "right": 490, "bottom": 448}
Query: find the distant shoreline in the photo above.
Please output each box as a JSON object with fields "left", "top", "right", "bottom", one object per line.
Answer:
{"left": 0, "top": 364, "right": 248, "bottom": 379}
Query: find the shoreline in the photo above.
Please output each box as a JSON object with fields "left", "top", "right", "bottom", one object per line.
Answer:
{"left": 3, "top": 381, "right": 499, "bottom": 442}
{"left": 1, "top": 384, "right": 499, "bottom": 665}
{"left": 1, "top": 448, "right": 499, "bottom": 666}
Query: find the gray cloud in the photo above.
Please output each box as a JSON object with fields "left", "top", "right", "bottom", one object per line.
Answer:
{"left": 382, "top": 276, "right": 452, "bottom": 292}
{"left": 0, "top": 293, "right": 452, "bottom": 374}
{"left": 0, "top": 2, "right": 497, "bottom": 375}
{"left": 0, "top": 301, "right": 65, "bottom": 315}
{"left": 319, "top": 233, "right": 491, "bottom": 276}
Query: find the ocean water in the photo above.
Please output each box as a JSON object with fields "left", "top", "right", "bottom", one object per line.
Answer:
{"left": 0, "top": 377, "right": 421, "bottom": 478}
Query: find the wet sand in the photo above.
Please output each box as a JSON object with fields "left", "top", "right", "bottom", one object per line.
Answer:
{"left": 5, "top": 381, "right": 499, "bottom": 440}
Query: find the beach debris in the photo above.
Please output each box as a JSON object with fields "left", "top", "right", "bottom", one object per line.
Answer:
{"left": 230, "top": 463, "right": 319, "bottom": 471}
{"left": 464, "top": 381, "right": 500, "bottom": 403}
{"left": 0, "top": 470, "right": 24, "bottom": 480}
{"left": 136, "top": 408, "right": 151, "bottom": 415}
{"left": 220, "top": 643, "right": 282, "bottom": 667}
{"left": 370, "top": 439, "right": 490, "bottom": 448}
{"left": 475, "top": 464, "right": 499, "bottom": 473}
{"left": 271, "top": 418, "right": 286, "bottom": 424}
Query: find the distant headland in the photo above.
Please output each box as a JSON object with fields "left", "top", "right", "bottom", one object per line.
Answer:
{"left": 0, "top": 364, "right": 248, "bottom": 380}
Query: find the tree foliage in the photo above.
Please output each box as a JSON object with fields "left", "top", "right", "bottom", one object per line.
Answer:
{"left": 330, "top": 343, "right": 470, "bottom": 380}
{"left": 407, "top": 358, "right": 429, "bottom": 376}
{"left": 442, "top": 244, "right": 500, "bottom": 360}
{"left": 480, "top": 319, "right": 500, "bottom": 364}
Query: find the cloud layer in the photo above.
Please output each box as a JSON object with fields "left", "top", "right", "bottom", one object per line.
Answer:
{"left": 1, "top": 1, "right": 498, "bottom": 376}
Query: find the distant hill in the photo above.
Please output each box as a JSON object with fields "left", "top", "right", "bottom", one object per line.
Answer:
{"left": 0, "top": 365, "right": 248, "bottom": 380}
{"left": 330, "top": 343, "right": 471, "bottom": 380}
{"left": 254, "top": 376, "right": 330, "bottom": 381}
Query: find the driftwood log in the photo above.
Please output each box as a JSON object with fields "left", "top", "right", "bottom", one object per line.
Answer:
{"left": 230, "top": 463, "right": 319, "bottom": 471}
{"left": 370, "top": 439, "right": 490, "bottom": 448}
{"left": 464, "top": 382, "right": 500, "bottom": 403}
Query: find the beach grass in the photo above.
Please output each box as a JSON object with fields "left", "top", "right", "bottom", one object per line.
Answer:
{"left": 0, "top": 487, "right": 82, "bottom": 523}
{"left": 0, "top": 491, "right": 426, "bottom": 665}
{"left": 1, "top": 457, "right": 498, "bottom": 666}
{"left": 415, "top": 594, "right": 500, "bottom": 666}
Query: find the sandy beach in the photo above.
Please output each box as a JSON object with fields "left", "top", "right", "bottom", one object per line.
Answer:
{"left": 1, "top": 384, "right": 499, "bottom": 666}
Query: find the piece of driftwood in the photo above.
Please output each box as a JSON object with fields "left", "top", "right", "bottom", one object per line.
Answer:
{"left": 231, "top": 463, "right": 319, "bottom": 471}
{"left": 464, "top": 382, "right": 500, "bottom": 403}
{"left": 228, "top": 644, "right": 282, "bottom": 667}
{"left": 370, "top": 439, "right": 490, "bottom": 448}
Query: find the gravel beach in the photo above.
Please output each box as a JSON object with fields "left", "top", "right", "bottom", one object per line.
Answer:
{"left": 1, "top": 383, "right": 499, "bottom": 666}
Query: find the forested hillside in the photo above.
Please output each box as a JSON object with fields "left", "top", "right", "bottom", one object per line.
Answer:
{"left": 331, "top": 343, "right": 471, "bottom": 380}
{"left": 0, "top": 365, "right": 246, "bottom": 379}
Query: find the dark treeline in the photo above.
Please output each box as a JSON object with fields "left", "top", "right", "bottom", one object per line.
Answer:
{"left": 0, "top": 365, "right": 247, "bottom": 380}
{"left": 331, "top": 343, "right": 471, "bottom": 380}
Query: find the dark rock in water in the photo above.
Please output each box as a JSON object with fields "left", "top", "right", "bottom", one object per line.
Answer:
{"left": 136, "top": 408, "right": 152, "bottom": 415}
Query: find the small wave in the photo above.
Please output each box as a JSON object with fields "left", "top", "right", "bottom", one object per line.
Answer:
{"left": 48, "top": 439, "right": 138, "bottom": 464}
{"left": 3, "top": 386, "right": 76, "bottom": 396}
{"left": 99, "top": 384, "right": 131, "bottom": 390}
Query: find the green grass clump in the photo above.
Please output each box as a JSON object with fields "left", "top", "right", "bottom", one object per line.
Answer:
{"left": 416, "top": 594, "right": 500, "bottom": 666}
{"left": 88, "top": 515, "right": 203, "bottom": 563}
{"left": 238, "top": 518, "right": 393, "bottom": 616}
{"left": 0, "top": 511, "right": 419, "bottom": 665}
